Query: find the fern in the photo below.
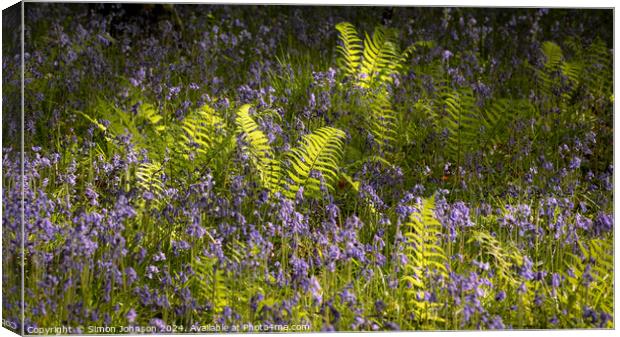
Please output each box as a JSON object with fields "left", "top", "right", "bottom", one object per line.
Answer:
{"left": 532, "top": 39, "right": 611, "bottom": 130}
{"left": 286, "top": 126, "right": 346, "bottom": 199}
{"left": 335, "top": 22, "right": 403, "bottom": 88}
{"left": 180, "top": 104, "right": 225, "bottom": 158}
{"left": 430, "top": 87, "right": 528, "bottom": 163}
{"left": 335, "top": 22, "right": 411, "bottom": 157}
{"left": 468, "top": 230, "right": 523, "bottom": 287}
{"left": 359, "top": 26, "right": 400, "bottom": 87}
{"left": 433, "top": 87, "right": 478, "bottom": 163}
{"left": 136, "top": 160, "right": 164, "bottom": 203}
{"left": 192, "top": 255, "right": 228, "bottom": 318}
{"left": 582, "top": 39, "right": 613, "bottom": 102}
{"left": 481, "top": 98, "right": 536, "bottom": 149}
{"left": 541, "top": 41, "right": 564, "bottom": 70}
{"left": 235, "top": 104, "right": 282, "bottom": 193}
{"left": 560, "top": 237, "right": 613, "bottom": 326}
{"left": 137, "top": 103, "right": 166, "bottom": 133}
{"left": 401, "top": 195, "right": 448, "bottom": 327}
{"left": 335, "top": 22, "right": 363, "bottom": 78}
{"left": 367, "top": 87, "right": 397, "bottom": 152}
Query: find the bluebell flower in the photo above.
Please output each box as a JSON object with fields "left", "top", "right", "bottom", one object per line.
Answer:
{"left": 569, "top": 156, "right": 582, "bottom": 170}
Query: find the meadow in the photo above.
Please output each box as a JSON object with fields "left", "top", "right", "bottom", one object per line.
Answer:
{"left": 1, "top": 4, "right": 614, "bottom": 332}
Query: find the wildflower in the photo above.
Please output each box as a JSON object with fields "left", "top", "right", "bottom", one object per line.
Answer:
{"left": 308, "top": 276, "right": 322, "bottom": 303}
{"left": 125, "top": 267, "right": 138, "bottom": 286}
{"left": 593, "top": 212, "right": 613, "bottom": 235}
{"left": 520, "top": 256, "right": 535, "bottom": 280}
{"left": 340, "top": 286, "right": 357, "bottom": 307}
{"left": 150, "top": 318, "right": 166, "bottom": 331}
{"left": 517, "top": 282, "right": 527, "bottom": 294}
{"left": 495, "top": 290, "right": 506, "bottom": 302}
{"left": 488, "top": 315, "right": 505, "bottom": 329}
{"left": 573, "top": 213, "right": 591, "bottom": 231}
{"left": 145, "top": 266, "right": 159, "bottom": 279}
{"left": 550, "top": 273, "right": 561, "bottom": 288}
{"left": 153, "top": 252, "right": 166, "bottom": 262}
{"left": 583, "top": 306, "right": 598, "bottom": 324}
{"left": 569, "top": 156, "right": 582, "bottom": 170}
{"left": 126, "top": 309, "right": 137, "bottom": 323}
{"left": 599, "top": 311, "right": 612, "bottom": 328}
{"left": 550, "top": 316, "right": 559, "bottom": 325}
{"left": 449, "top": 202, "right": 474, "bottom": 228}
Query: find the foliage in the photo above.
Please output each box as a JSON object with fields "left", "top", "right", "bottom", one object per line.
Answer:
{"left": 2, "top": 5, "right": 613, "bottom": 333}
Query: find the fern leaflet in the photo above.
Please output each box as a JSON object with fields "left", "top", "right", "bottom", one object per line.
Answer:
{"left": 286, "top": 126, "right": 346, "bottom": 199}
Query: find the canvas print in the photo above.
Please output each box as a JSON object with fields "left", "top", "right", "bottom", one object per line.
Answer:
{"left": 1, "top": 2, "right": 614, "bottom": 334}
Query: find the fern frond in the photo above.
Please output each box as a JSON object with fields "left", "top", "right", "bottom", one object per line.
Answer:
{"left": 136, "top": 160, "right": 164, "bottom": 203}
{"left": 542, "top": 41, "right": 564, "bottom": 70}
{"left": 360, "top": 26, "right": 400, "bottom": 87}
{"left": 336, "top": 22, "right": 409, "bottom": 88}
{"left": 192, "top": 255, "right": 228, "bottom": 317}
{"left": 401, "top": 195, "right": 449, "bottom": 326}
{"left": 399, "top": 40, "right": 434, "bottom": 68}
{"left": 335, "top": 22, "right": 363, "bottom": 77}
{"left": 180, "top": 104, "right": 224, "bottom": 158}
{"left": 137, "top": 103, "right": 166, "bottom": 133}
{"left": 286, "top": 126, "right": 346, "bottom": 199}
{"left": 583, "top": 39, "right": 612, "bottom": 100}
{"left": 435, "top": 87, "right": 478, "bottom": 162}
{"left": 236, "top": 104, "right": 282, "bottom": 193}
{"left": 468, "top": 230, "right": 523, "bottom": 287}
{"left": 367, "top": 88, "right": 397, "bottom": 151}
{"left": 564, "top": 238, "right": 613, "bottom": 312}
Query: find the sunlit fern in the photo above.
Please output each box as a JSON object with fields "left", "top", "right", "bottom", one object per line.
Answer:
{"left": 235, "top": 104, "right": 282, "bottom": 194}
{"left": 559, "top": 237, "right": 613, "bottom": 327}
{"left": 534, "top": 40, "right": 610, "bottom": 124}
{"left": 179, "top": 104, "right": 225, "bottom": 159}
{"left": 430, "top": 87, "right": 526, "bottom": 162}
{"left": 433, "top": 87, "right": 478, "bottom": 163}
{"left": 359, "top": 26, "right": 400, "bottom": 87}
{"left": 335, "top": 22, "right": 402, "bottom": 88}
{"left": 335, "top": 22, "right": 362, "bottom": 78}
{"left": 363, "top": 87, "right": 398, "bottom": 153}
{"left": 135, "top": 160, "right": 164, "bottom": 205}
{"left": 286, "top": 126, "right": 346, "bottom": 199}
{"left": 468, "top": 229, "right": 523, "bottom": 287}
{"left": 401, "top": 195, "right": 448, "bottom": 327}
{"left": 77, "top": 100, "right": 168, "bottom": 158}
{"left": 480, "top": 98, "right": 536, "bottom": 150}
{"left": 192, "top": 255, "right": 229, "bottom": 318}
{"left": 335, "top": 22, "right": 410, "bottom": 157}
{"left": 137, "top": 103, "right": 166, "bottom": 133}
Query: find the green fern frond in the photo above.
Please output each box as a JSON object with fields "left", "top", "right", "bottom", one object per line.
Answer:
{"left": 335, "top": 22, "right": 363, "bottom": 77}
{"left": 401, "top": 195, "right": 449, "bottom": 326}
{"left": 561, "top": 61, "right": 583, "bottom": 87}
{"left": 192, "top": 255, "right": 228, "bottom": 317}
{"left": 286, "top": 126, "right": 346, "bottom": 199}
{"left": 556, "top": 237, "right": 613, "bottom": 328}
{"left": 468, "top": 230, "right": 523, "bottom": 287}
{"left": 399, "top": 40, "right": 435, "bottom": 68}
{"left": 136, "top": 160, "right": 164, "bottom": 202}
{"left": 336, "top": 22, "right": 408, "bottom": 88}
{"left": 360, "top": 26, "right": 400, "bottom": 87}
{"left": 542, "top": 41, "right": 564, "bottom": 70}
{"left": 137, "top": 103, "right": 166, "bottom": 133}
{"left": 236, "top": 104, "right": 282, "bottom": 194}
{"left": 583, "top": 39, "right": 612, "bottom": 100}
{"left": 180, "top": 104, "right": 224, "bottom": 158}
{"left": 435, "top": 87, "right": 478, "bottom": 162}
{"left": 368, "top": 88, "right": 397, "bottom": 151}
